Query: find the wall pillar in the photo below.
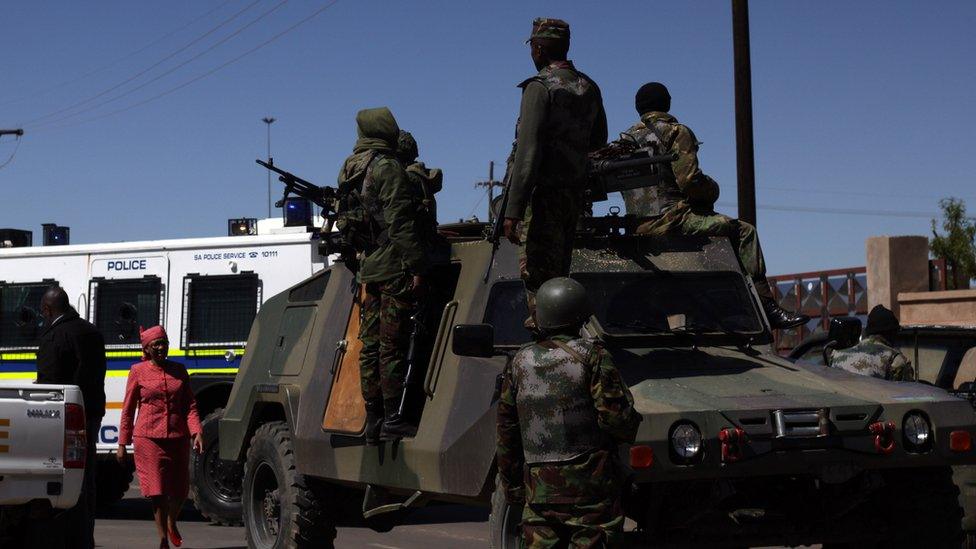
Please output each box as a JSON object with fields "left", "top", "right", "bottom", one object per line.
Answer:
{"left": 866, "top": 235, "right": 929, "bottom": 318}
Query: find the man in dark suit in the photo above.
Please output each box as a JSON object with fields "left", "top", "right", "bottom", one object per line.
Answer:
{"left": 36, "top": 286, "right": 106, "bottom": 549}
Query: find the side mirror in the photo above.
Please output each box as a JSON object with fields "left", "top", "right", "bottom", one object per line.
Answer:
{"left": 452, "top": 324, "right": 495, "bottom": 358}
{"left": 827, "top": 317, "right": 862, "bottom": 349}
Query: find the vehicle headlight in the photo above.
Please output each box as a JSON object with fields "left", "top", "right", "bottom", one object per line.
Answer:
{"left": 903, "top": 412, "right": 931, "bottom": 451}
{"left": 671, "top": 423, "right": 703, "bottom": 460}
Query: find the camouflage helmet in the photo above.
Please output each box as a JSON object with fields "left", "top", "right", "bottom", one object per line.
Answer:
{"left": 526, "top": 18, "right": 570, "bottom": 43}
{"left": 535, "top": 277, "right": 591, "bottom": 332}
{"left": 396, "top": 130, "right": 419, "bottom": 163}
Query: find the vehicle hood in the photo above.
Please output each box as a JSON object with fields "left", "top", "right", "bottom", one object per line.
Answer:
{"left": 620, "top": 346, "right": 957, "bottom": 414}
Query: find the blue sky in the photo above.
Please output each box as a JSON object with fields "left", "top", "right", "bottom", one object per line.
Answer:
{"left": 1, "top": 1, "right": 974, "bottom": 274}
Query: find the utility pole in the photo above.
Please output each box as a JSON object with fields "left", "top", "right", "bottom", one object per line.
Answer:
{"left": 732, "top": 0, "right": 757, "bottom": 227}
{"left": 0, "top": 129, "right": 24, "bottom": 137}
{"left": 474, "top": 161, "right": 504, "bottom": 223}
{"left": 262, "top": 117, "right": 276, "bottom": 219}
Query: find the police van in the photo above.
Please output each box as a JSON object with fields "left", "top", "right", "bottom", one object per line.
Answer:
{"left": 0, "top": 223, "right": 326, "bottom": 523}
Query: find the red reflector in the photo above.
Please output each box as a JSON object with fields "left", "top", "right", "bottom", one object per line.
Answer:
{"left": 951, "top": 431, "right": 972, "bottom": 453}
{"left": 630, "top": 445, "right": 654, "bottom": 469}
{"left": 64, "top": 403, "right": 87, "bottom": 469}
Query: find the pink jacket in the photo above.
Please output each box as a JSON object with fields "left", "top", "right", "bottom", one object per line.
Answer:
{"left": 119, "top": 359, "right": 202, "bottom": 444}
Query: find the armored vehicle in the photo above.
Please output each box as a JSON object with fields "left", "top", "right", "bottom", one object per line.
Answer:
{"left": 220, "top": 216, "right": 976, "bottom": 548}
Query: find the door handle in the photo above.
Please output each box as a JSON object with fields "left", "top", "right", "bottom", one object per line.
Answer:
{"left": 424, "top": 300, "right": 458, "bottom": 398}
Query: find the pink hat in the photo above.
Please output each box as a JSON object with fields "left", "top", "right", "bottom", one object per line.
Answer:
{"left": 139, "top": 325, "right": 167, "bottom": 358}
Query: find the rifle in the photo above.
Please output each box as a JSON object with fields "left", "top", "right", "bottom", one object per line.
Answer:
{"left": 397, "top": 299, "right": 429, "bottom": 418}
{"left": 483, "top": 145, "right": 517, "bottom": 283}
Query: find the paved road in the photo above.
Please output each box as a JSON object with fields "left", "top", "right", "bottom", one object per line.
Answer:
{"left": 94, "top": 487, "right": 490, "bottom": 549}
{"left": 94, "top": 488, "right": 810, "bottom": 549}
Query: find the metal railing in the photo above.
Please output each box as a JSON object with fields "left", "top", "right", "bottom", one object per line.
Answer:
{"left": 767, "top": 267, "right": 868, "bottom": 353}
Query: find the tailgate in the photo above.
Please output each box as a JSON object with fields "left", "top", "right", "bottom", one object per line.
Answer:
{"left": 0, "top": 384, "right": 68, "bottom": 474}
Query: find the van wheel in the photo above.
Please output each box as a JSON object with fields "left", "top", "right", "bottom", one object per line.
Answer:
{"left": 189, "top": 408, "right": 243, "bottom": 526}
{"left": 243, "top": 422, "right": 335, "bottom": 549}
{"left": 95, "top": 454, "right": 133, "bottom": 508}
{"left": 489, "top": 474, "right": 523, "bottom": 549}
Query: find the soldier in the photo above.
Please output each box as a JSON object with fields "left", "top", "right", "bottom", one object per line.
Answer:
{"left": 623, "top": 82, "right": 808, "bottom": 329}
{"left": 396, "top": 130, "right": 443, "bottom": 256}
{"left": 337, "top": 107, "right": 428, "bottom": 443}
{"left": 496, "top": 277, "right": 641, "bottom": 547}
{"left": 502, "top": 18, "right": 608, "bottom": 328}
{"left": 828, "top": 305, "right": 915, "bottom": 381}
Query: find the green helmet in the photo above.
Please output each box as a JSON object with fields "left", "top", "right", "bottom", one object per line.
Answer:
{"left": 396, "top": 130, "right": 419, "bottom": 164}
{"left": 535, "top": 277, "right": 591, "bottom": 332}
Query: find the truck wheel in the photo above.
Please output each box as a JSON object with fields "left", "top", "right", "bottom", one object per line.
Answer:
{"left": 189, "top": 408, "right": 243, "bottom": 526}
{"left": 877, "top": 467, "right": 963, "bottom": 547}
{"left": 243, "top": 422, "right": 336, "bottom": 549}
{"left": 95, "top": 454, "right": 133, "bottom": 508}
{"left": 489, "top": 474, "right": 523, "bottom": 549}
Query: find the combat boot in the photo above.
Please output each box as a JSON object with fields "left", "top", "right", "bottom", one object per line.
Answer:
{"left": 364, "top": 398, "right": 384, "bottom": 445}
{"left": 380, "top": 398, "right": 417, "bottom": 441}
{"left": 761, "top": 295, "right": 809, "bottom": 330}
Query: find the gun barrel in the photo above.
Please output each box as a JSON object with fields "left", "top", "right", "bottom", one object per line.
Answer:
{"left": 256, "top": 158, "right": 334, "bottom": 208}
{"left": 590, "top": 153, "right": 676, "bottom": 176}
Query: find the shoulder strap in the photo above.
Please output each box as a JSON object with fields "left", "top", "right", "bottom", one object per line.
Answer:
{"left": 550, "top": 339, "right": 589, "bottom": 365}
{"left": 647, "top": 119, "right": 670, "bottom": 147}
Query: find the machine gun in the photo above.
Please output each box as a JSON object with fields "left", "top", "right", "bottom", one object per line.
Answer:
{"left": 585, "top": 145, "right": 677, "bottom": 204}
{"left": 256, "top": 158, "right": 337, "bottom": 210}
{"left": 256, "top": 159, "right": 353, "bottom": 262}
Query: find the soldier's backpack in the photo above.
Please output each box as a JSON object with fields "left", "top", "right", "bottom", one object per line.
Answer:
{"left": 334, "top": 152, "right": 390, "bottom": 255}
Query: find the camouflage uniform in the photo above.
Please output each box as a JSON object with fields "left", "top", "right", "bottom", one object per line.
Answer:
{"left": 505, "top": 19, "right": 608, "bottom": 309}
{"left": 496, "top": 334, "right": 641, "bottom": 548}
{"left": 827, "top": 334, "right": 915, "bottom": 381}
{"left": 619, "top": 111, "right": 715, "bottom": 215}
{"left": 627, "top": 112, "right": 768, "bottom": 293}
{"left": 337, "top": 108, "right": 428, "bottom": 405}
{"left": 397, "top": 130, "right": 445, "bottom": 262}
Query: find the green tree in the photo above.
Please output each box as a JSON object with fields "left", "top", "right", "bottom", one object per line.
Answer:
{"left": 930, "top": 197, "right": 976, "bottom": 289}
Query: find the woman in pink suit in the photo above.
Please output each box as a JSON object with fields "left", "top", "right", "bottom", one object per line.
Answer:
{"left": 118, "top": 326, "right": 203, "bottom": 549}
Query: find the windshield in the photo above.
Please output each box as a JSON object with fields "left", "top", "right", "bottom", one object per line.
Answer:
{"left": 573, "top": 271, "right": 763, "bottom": 336}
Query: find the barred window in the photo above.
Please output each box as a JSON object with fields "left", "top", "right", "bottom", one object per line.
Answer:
{"left": 0, "top": 281, "right": 56, "bottom": 350}
{"left": 182, "top": 273, "right": 261, "bottom": 348}
{"left": 90, "top": 277, "right": 163, "bottom": 348}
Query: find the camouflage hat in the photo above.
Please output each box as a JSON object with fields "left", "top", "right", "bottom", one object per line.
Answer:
{"left": 526, "top": 17, "right": 570, "bottom": 43}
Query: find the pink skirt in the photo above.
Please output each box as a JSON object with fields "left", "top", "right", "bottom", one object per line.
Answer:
{"left": 133, "top": 436, "right": 190, "bottom": 498}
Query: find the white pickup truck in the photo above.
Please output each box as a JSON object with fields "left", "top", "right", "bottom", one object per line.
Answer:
{"left": 0, "top": 383, "right": 87, "bottom": 537}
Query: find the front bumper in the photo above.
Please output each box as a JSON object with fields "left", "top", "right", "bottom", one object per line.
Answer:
{"left": 627, "top": 401, "right": 976, "bottom": 481}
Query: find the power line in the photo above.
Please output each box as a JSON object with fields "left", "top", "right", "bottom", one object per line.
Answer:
{"left": 36, "top": 1, "right": 339, "bottom": 133}
{"left": 29, "top": 0, "right": 288, "bottom": 131}
{"left": 20, "top": 0, "right": 266, "bottom": 127}
{"left": 0, "top": 135, "right": 23, "bottom": 170}
{"left": 0, "top": 0, "right": 240, "bottom": 108}
{"left": 715, "top": 201, "right": 943, "bottom": 219}
{"left": 757, "top": 184, "right": 976, "bottom": 203}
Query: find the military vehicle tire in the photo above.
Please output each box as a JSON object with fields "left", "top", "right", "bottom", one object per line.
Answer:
{"left": 243, "top": 422, "right": 336, "bottom": 549}
{"left": 95, "top": 454, "right": 133, "bottom": 508}
{"left": 189, "top": 408, "right": 244, "bottom": 526}
{"left": 489, "top": 474, "right": 524, "bottom": 549}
